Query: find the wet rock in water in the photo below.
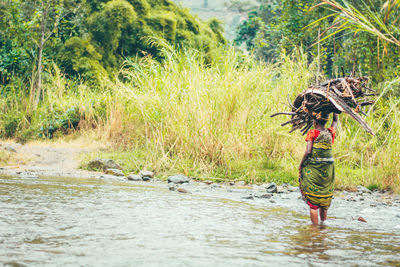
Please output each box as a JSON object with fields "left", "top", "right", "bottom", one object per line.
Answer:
{"left": 204, "top": 180, "right": 213, "bottom": 185}
{"left": 177, "top": 188, "right": 190, "bottom": 194}
{"left": 168, "top": 183, "right": 177, "bottom": 191}
{"left": 88, "top": 158, "right": 123, "bottom": 171}
{"left": 353, "top": 216, "right": 367, "bottom": 223}
{"left": 4, "top": 146, "right": 17, "bottom": 153}
{"left": 357, "top": 185, "right": 370, "bottom": 194}
{"left": 105, "top": 168, "right": 124, "bottom": 176}
{"left": 168, "top": 174, "right": 189, "bottom": 184}
{"left": 347, "top": 196, "right": 357, "bottom": 202}
{"left": 256, "top": 193, "right": 272, "bottom": 199}
{"left": 229, "top": 181, "right": 235, "bottom": 186}
{"left": 276, "top": 185, "right": 287, "bottom": 194}
{"left": 139, "top": 170, "right": 154, "bottom": 181}
{"left": 142, "top": 176, "right": 152, "bottom": 181}
{"left": 265, "top": 182, "right": 278, "bottom": 193}
{"left": 242, "top": 195, "right": 254, "bottom": 200}
{"left": 286, "top": 185, "right": 299, "bottom": 192}
{"left": 127, "top": 174, "right": 141, "bottom": 181}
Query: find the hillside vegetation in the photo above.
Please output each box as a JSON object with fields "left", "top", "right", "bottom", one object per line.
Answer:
{"left": 0, "top": 0, "right": 399, "bottom": 191}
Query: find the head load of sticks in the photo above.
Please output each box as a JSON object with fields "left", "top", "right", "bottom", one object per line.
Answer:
{"left": 271, "top": 76, "right": 377, "bottom": 135}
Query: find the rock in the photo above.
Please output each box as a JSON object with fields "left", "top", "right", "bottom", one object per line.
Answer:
{"left": 139, "top": 170, "right": 154, "bottom": 180}
{"left": 177, "top": 188, "right": 190, "bottom": 194}
{"left": 347, "top": 196, "right": 356, "bottom": 202}
{"left": 276, "top": 185, "right": 287, "bottom": 194}
{"left": 105, "top": 168, "right": 124, "bottom": 176}
{"left": 88, "top": 158, "right": 123, "bottom": 171}
{"left": 353, "top": 216, "right": 367, "bottom": 223}
{"left": 4, "top": 146, "right": 17, "bottom": 153}
{"left": 265, "top": 182, "right": 278, "bottom": 193}
{"left": 229, "top": 181, "right": 235, "bottom": 186}
{"left": 142, "top": 176, "right": 152, "bottom": 181}
{"left": 204, "top": 180, "right": 213, "bottom": 185}
{"left": 256, "top": 193, "right": 272, "bottom": 199}
{"left": 168, "top": 183, "right": 177, "bottom": 191}
{"left": 242, "top": 195, "right": 254, "bottom": 200}
{"left": 357, "top": 185, "right": 370, "bottom": 194}
{"left": 168, "top": 174, "right": 189, "bottom": 184}
{"left": 287, "top": 185, "right": 299, "bottom": 192}
{"left": 127, "top": 174, "right": 141, "bottom": 181}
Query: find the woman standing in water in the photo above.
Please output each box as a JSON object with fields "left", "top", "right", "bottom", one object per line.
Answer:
{"left": 299, "top": 113, "right": 339, "bottom": 225}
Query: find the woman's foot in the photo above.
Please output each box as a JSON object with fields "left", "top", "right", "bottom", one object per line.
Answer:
{"left": 310, "top": 208, "right": 319, "bottom": 224}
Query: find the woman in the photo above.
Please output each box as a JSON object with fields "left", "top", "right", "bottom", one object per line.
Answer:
{"left": 299, "top": 113, "right": 338, "bottom": 225}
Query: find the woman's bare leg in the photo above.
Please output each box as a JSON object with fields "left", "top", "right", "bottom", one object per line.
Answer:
{"left": 310, "top": 208, "right": 319, "bottom": 225}
{"left": 319, "top": 208, "right": 327, "bottom": 222}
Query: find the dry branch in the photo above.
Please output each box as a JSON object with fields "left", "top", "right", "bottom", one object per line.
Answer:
{"left": 271, "top": 76, "right": 377, "bottom": 135}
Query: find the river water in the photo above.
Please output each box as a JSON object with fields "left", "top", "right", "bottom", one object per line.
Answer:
{"left": 1, "top": 176, "right": 399, "bottom": 266}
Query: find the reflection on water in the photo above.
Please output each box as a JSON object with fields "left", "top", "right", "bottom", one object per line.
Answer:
{"left": 0, "top": 176, "right": 399, "bottom": 266}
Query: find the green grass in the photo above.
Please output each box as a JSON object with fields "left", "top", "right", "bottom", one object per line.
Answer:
{"left": 1, "top": 45, "right": 400, "bottom": 191}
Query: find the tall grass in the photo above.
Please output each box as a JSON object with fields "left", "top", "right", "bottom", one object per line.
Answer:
{"left": 1, "top": 46, "right": 399, "bottom": 190}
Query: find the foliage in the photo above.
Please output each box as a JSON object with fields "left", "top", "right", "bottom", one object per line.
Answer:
{"left": 0, "top": 0, "right": 226, "bottom": 87}
{"left": 87, "top": 47, "right": 398, "bottom": 190}
{"left": 0, "top": 45, "right": 399, "bottom": 190}
{"left": 235, "top": 0, "right": 400, "bottom": 81}
{"left": 315, "top": 0, "right": 400, "bottom": 81}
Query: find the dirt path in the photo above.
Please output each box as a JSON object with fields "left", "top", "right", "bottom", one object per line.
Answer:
{"left": 0, "top": 140, "right": 100, "bottom": 178}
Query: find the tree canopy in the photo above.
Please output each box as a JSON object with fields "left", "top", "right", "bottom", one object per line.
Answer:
{"left": 234, "top": 0, "right": 400, "bottom": 81}
{"left": 0, "top": 0, "right": 226, "bottom": 86}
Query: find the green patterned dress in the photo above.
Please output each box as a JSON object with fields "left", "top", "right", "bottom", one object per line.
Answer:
{"left": 300, "top": 128, "right": 335, "bottom": 209}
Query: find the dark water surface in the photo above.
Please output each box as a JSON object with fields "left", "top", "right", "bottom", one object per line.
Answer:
{"left": 1, "top": 176, "right": 399, "bottom": 266}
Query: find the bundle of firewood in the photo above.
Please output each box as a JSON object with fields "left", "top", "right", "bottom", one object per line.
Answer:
{"left": 271, "top": 77, "right": 377, "bottom": 135}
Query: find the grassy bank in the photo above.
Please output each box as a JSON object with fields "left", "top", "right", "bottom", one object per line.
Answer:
{"left": 1, "top": 47, "right": 400, "bottom": 191}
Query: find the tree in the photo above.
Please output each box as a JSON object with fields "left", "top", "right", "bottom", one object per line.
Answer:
{"left": 29, "top": 0, "right": 82, "bottom": 106}
{"left": 314, "top": 0, "right": 400, "bottom": 80}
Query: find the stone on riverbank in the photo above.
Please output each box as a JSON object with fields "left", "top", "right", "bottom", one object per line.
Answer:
{"left": 265, "top": 182, "right": 278, "bottom": 193}
{"left": 168, "top": 174, "right": 189, "bottom": 184}
{"left": 105, "top": 168, "right": 124, "bottom": 176}
{"left": 139, "top": 170, "right": 154, "bottom": 181}
{"left": 357, "top": 185, "right": 370, "bottom": 194}
{"left": 88, "top": 158, "right": 123, "bottom": 171}
{"left": 127, "top": 174, "right": 141, "bottom": 181}
{"left": 4, "top": 146, "right": 17, "bottom": 153}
